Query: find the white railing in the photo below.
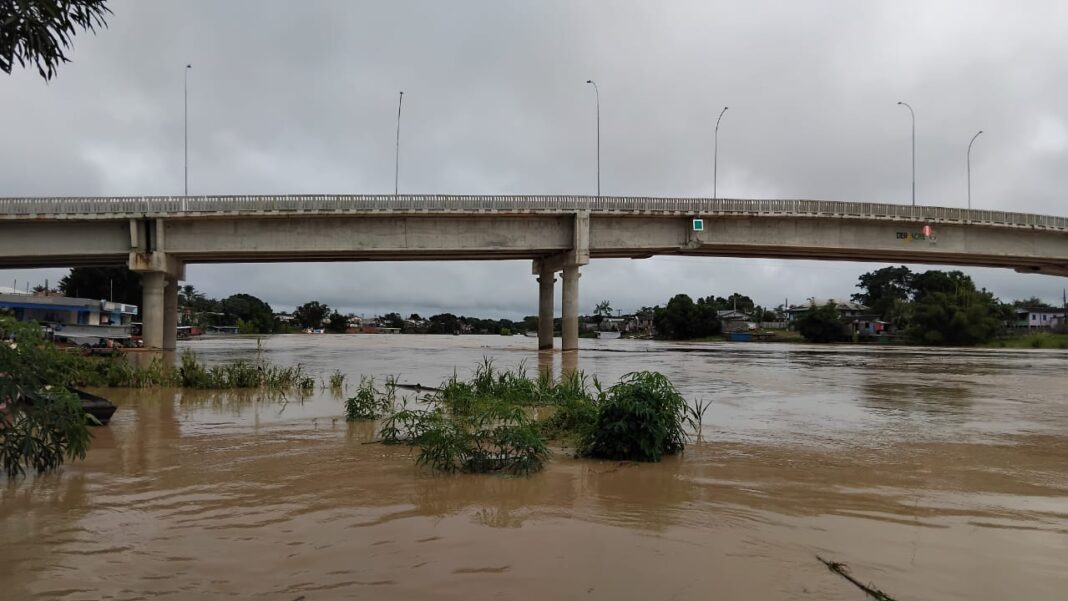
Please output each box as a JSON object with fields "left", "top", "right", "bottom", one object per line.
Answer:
{"left": 0, "top": 195, "right": 1064, "bottom": 230}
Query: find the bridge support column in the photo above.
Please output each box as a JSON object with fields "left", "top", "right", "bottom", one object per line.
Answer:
{"left": 163, "top": 277, "right": 178, "bottom": 351}
{"left": 537, "top": 267, "right": 555, "bottom": 350}
{"left": 141, "top": 272, "right": 166, "bottom": 350}
{"left": 561, "top": 264, "right": 580, "bottom": 352}
{"left": 130, "top": 250, "right": 184, "bottom": 351}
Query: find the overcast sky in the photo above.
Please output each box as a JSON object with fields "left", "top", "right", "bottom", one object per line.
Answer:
{"left": 2, "top": 0, "right": 1067, "bottom": 317}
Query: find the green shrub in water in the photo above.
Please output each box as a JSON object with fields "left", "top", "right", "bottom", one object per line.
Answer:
{"left": 345, "top": 376, "right": 396, "bottom": 421}
{"left": 580, "top": 371, "right": 690, "bottom": 462}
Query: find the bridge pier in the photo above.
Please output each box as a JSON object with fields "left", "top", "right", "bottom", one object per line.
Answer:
{"left": 130, "top": 249, "right": 184, "bottom": 351}
{"left": 537, "top": 267, "right": 555, "bottom": 350}
{"left": 561, "top": 264, "right": 580, "bottom": 352}
{"left": 141, "top": 272, "right": 166, "bottom": 350}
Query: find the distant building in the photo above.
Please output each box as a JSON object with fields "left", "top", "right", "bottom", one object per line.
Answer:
{"left": 787, "top": 297, "right": 885, "bottom": 336}
{"left": 1014, "top": 307, "right": 1067, "bottom": 330}
{"left": 0, "top": 293, "right": 138, "bottom": 345}
{"left": 717, "top": 309, "right": 756, "bottom": 333}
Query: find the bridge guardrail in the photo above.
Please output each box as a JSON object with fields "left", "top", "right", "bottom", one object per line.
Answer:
{"left": 0, "top": 195, "right": 1064, "bottom": 230}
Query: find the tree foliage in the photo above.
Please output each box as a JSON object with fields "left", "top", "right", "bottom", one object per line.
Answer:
{"left": 1, "top": 316, "right": 92, "bottom": 478}
{"left": 852, "top": 267, "right": 1010, "bottom": 345}
{"left": 59, "top": 266, "right": 141, "bottom": 307}
{"left": 220, "top": 293, "right": 274, "bottom": 334}
{"left": 652, "top": 294, "right": 721, "bottom": 339}
{"left": 852, "top": 265, "right": 913, "bottom": 320}
{"left": 796, "top": 302, "right": 849, "bottom": 343}
{"left": 293, "top": 301, "right": 330, "bottom": 329}
{"left": 325, "top": 311, "right": 350, "bottom": 333}
{"left": 907, "top": 271, "right": 1008, "bottom": 345}
{"left": 1, "top": 0, "right": 112, "bottom": 81}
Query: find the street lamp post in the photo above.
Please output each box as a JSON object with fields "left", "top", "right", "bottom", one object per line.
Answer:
{"left": 967, "top": 130, "right": 983, "bottom": 210}
{"left": 714, "top": 106, "right": 728, "bottom": 199}
{"left": 184, "top": 64, "right": 191, "bottom": 196}
{"left": 585, "top": 79, "right": 600, "bottom": 196}
{"left": 395, "top": 91, "right": 404, "bottom": 195}
{"left": 897, "top": 101, "right": 915, "bottom": 206}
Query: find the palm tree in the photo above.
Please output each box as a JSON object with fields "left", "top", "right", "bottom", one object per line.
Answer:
{"left": 594, "top": 300, "right": 613, "bottom": 318}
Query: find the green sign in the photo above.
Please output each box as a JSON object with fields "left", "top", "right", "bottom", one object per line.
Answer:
{"left": 692, "top": 218, "right": 704, "bottom": 231}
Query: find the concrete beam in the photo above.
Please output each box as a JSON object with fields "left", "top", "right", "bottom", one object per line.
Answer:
{"left": 128, "top": 251, "right": 185, "bottom": 280}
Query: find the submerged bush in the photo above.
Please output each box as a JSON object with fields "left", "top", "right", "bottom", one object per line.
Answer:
{"left": 357, "top": 360, "right": 695, "bottom": 475}
{"left": 580, "top": 371, "right": 690, "bottom": 462}
{"left": 345, "top": 376, "right": 396, "bottom": 421}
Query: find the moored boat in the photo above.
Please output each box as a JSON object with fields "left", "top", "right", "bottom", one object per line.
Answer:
{"left": 73, "top": 389, "right": 117, "bottom": 425}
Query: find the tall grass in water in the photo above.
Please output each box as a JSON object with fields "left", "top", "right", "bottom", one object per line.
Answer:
{"left": 358, "top": 359, "right": 698, "bottom": 475}
{"left": 174, "top": 350, "right": 314, "bottom": 390}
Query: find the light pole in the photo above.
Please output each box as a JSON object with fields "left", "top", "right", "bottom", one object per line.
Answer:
{"left": 394, "top": 91, "right": 404, "bottom": 195}
{"left": 714, "top": 106, "right": 728, "bottom": 199}
{"left": 184, "top": 64, "right": 192, "bottom": 196}
{"left": 967, "top": 130, "right": 983, "bottom": 210}
{"left": 897, "top": 101, "right": 915, "bottom": 206}
{"left": 585, "top": 79, "right": 600, "bottom": 196}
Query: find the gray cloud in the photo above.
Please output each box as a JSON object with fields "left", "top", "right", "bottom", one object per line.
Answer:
{"left": 2, "top": 0, "right": 1066, "bottom": 316}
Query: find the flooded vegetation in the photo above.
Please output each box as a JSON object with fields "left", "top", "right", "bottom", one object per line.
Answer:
{"left": 2, "top": 334, "right": 1068, "bottom": 599}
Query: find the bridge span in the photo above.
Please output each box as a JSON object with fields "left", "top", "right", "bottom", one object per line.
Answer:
{"left": 1, "top": 194, "right": 1066, "bottom": 350}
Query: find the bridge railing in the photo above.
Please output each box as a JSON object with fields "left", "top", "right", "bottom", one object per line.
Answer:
{"left": 0, "top": 195, "right": 1064, "bottom": 230}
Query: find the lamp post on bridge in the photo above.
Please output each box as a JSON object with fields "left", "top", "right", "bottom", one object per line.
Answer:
{"left": 967, "top": 130, "right": 983, "bottom": 210}
{"left": 394, "top": 91, "right": 404, "bottom": 196}
{"left": 184, "top": 64, "right": 191, "bottom": 196}
{"left": 897, "top": 101, "right": 915, "bottom": 206}
{"left": 585, "top": 79, "right": 600, "bottom": 196}
{"left": 713, "top": 106, "right": 728, "bottom": 199}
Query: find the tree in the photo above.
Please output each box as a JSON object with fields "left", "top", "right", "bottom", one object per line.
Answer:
{"left": 653, "top": 294, "right": 720, "bottom": 339}
{"left": 594, "top": 300, "right": 613, "bottom": 318}
{"left": 1, "top": 316, "right": 91, "bottom": 478}
{"left": 324, "top": 311, "right": 350, "bottom": 333}
{"left": 293, "top": 301, "right": 330, "bottom": 329}
{"left": 220, "top": 294, "right": 275, "bottom": 334}
{"left": 427, "top": 313, "right": 461, "bottom": 334}
{"left": 1012, "top": 296, "right": 1056, "bottom": 310}
{"left": 59, "top": 266, "right": 142, "bottom": 307}
{"left": 1, "top": 0, "right": 112, "bottom": 81}
{"left": 380, "top": 312, "right": 405, "bottom": 330}
{"left": 906, "top": 271, "right": 1006, "bottom": 345}
{"left": 796, "top": 302, "right": 849, "bottom": 343}
{"left": 852, "top": 266, "right": 913, "bottom": 320}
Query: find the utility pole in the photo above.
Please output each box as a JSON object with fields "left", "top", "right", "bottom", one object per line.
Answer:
{"left": 897, "top": 101, "right": 915, "bottom": 206}
{"left": 184, "top": 64, "right": 192, "bottom": 196}
{"left": 714, "top": 106, "right": 728, "bottom": 199}
{"left": 585, "top": 80, "right": 600, "bottom": 196}
{"left": 395, "top": 91, "right": 404, "bottom": 195}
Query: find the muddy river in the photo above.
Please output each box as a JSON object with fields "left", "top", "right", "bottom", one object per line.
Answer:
{"left": 2, "top": 335, "right": 1067, "bottom": 600}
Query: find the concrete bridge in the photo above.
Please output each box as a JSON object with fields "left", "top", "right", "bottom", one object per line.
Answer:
{"left": 1, "top": 194, "right": 1066, "bottom": 350}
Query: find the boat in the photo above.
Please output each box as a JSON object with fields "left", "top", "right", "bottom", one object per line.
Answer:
{"left": 523, "top": 331, "right": 539, "bottom": 337}
{"left": 73, "top": 389, "right": 117, "bottom": 425}
{"left": 18, "top": 388, "right": 117, "bottom": 425}
{"left": 596, "top": 331, "right": 621, "bottom": 340}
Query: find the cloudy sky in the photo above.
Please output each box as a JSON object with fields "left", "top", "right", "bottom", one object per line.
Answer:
{"left": 2, "top": 0, "right": 1067, "bottom": 317}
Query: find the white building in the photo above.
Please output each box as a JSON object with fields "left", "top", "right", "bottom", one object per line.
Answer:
{"left": 0, "top": 293, "right": 139, "bottom": 344}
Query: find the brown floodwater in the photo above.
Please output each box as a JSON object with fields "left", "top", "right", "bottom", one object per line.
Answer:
{"left": 2, "top": 335, "right": 1067, "bottom": 600}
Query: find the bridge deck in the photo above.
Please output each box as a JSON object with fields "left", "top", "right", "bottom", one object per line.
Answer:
{"left": 0, "top": 195, "right": 1064, "bottom": 230}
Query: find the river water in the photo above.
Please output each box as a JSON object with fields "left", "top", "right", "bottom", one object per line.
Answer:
{"left": 2, "top": 335, "right": 1067, "bottom": 600}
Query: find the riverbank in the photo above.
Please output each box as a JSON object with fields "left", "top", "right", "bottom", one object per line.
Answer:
{"left": 988, "top": 332, "right": 1068, "bottom": 349}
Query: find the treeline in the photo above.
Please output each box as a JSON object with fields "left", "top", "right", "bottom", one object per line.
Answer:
{"left": 180, "top": 286, "right": 286, "bottom": 334}
{"left": 798, "top": 266, "right": 1017, "bottom": 345}
{"left": 640, "top": 293, "right": 779, "bottom": 340}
